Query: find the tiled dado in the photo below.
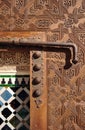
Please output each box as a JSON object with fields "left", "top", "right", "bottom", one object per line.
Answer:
{"left": 0, "top": 75, "right": 30, "bottom": 87}
{"left": 0, "top": 75, "right": 30, "bottom": 130}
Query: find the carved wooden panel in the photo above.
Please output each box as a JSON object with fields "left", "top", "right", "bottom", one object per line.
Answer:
{"left": 47, "top": 52, "right": 85, "bottom": 130}
{"left": 46, "top": 0, "right": 85, "bottom": 129}
{"left": 0, "top": 46, "right": 30, "bottom": 74}
{"left": 0, "top": 0, "right": 85, "bottom": 130}
{"left": 0, "top": 0, "right": 84, "bottom": 34}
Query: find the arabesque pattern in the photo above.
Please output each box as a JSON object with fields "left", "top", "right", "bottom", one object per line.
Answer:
{"left": 47, "top": 57, "right": 85, "bottom": 130}
{"left": 0, "top": 0, "right": 84, "bottom": 34}
{"left": 0, "top": 0, "right": 85, "bottom": 130}
{"left": 45, "top": 1, "right": 85, "bottom": 129}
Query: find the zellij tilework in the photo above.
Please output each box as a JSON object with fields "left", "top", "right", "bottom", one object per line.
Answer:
{"left": 0, "top": 75, "right": 30, "bottom": 130}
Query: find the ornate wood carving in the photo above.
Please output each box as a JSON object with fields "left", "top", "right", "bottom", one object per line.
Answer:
{"left": 0, "top": 0, "right": 85, "bottom": 130}
{"left": 0, "top": 46, "right": 30, "bottom": 74}
{"left": 46, "top": 1, "right": 85, "bottom": 129}
{"left": 0, "top": 0, "right": 84, "bottom": 34}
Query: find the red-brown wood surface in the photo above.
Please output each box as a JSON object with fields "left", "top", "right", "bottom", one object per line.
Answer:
{"left": 0, "top": 0, "right": 85, "bottom": 130}
{"left": 30, "top": 50, "right": 47, "bottom": 130}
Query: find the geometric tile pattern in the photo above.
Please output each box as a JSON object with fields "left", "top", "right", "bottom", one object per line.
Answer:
{"left": 1, "top": 90, "right": 12, "bottom": 101}
{"left": 0, "top": 75, "right": 30, "bottom": 130}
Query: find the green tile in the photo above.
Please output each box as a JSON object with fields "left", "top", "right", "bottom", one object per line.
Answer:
{"left": 10, "top": 116, "right": 20, "bottom": 127}
{"left": 18, "top": 108, "right": 29, "bottom": 119}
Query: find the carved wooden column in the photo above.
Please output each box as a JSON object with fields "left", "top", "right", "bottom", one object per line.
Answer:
{"left": 30, "top": 49, "right": 47, "bottom": 130}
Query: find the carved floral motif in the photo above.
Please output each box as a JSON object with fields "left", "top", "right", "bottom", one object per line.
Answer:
{"left": 0, "top": 0, "right": 85, "bottom": 130}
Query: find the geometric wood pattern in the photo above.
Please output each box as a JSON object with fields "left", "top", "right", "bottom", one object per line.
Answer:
{"left": 0, "top": 0, "right": 84, "bottom": 36}
{"left": 46, "top": 0, "right": 85, "bottom": 129}
{"left": 47, "top": 53, "right": 85, "bottom": 130}
{"left": 0, "top": 0, "right": 85, "bottom": 130}
{"left": 0, "top": 0, "right": 85, "bottom": 44}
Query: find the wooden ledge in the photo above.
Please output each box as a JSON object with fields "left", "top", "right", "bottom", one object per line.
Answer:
{"left": 0, "top": 31, "right": 46, "bottom": 42}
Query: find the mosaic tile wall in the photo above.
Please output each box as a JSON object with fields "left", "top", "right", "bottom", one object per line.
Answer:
{"left": 0, "top": 75, "right": 30, "bottom": 130}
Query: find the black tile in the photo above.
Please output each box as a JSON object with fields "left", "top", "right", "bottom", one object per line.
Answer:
{"left": 2, "top": 108, "right": 12, "bottom": 118}
{"left": 0, "top": 118, "right": 3, "bottom": 125}
{"left": 10, "top": 99, "right": 20, "bottom": 109}
{"left": 18, "top": 90, "right": 28, "bottom": 101}
{"left": 2, "top": 125, "right": 11, "bottom": 130}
